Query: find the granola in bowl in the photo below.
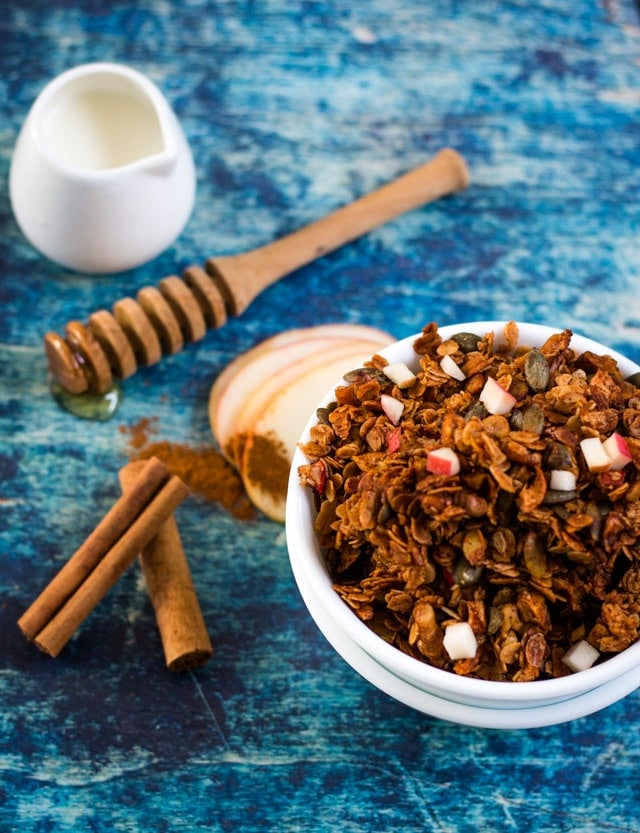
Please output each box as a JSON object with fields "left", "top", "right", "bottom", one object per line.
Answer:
{"left": 296, "top": 321, "right": 640, "bottom": 683}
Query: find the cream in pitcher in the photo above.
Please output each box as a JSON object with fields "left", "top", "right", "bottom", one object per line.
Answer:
{"left": 9, "top": 62, "right": 196, "bottom": 273}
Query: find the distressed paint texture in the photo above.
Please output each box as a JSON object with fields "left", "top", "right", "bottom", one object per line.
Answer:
{"left": 2, "top": 1, "right": 640, "bottom": 831}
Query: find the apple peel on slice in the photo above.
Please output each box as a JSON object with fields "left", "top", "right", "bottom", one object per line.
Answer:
{"left": 228, "top": 337, "right": 389, "bottom": 467}
{"left": 209, "top": 323, "right": 393, "bottom": 463}
{"left": 212, "top": 336, "right": 341, "bottom": 463}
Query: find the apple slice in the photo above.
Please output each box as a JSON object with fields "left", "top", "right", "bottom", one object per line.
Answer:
{"left": 209, "top": 324, "right": 393, "bottom": 461}
{"left": 208, "top": 328, "right": 322, "bottom": 435}
{"left": 239, "top": 345, "right": 386, "bottom": 521}
{"left": 208, "top": 324, "right": 393, "bottom": 453}
{"left": 212, "top": 336, "right": 338, "bottom": 462}
{"left": 227, "top": 338, "right": 387, "bottom": 466}
{"left": 209, "top": 322, "right": 393, "bottom": 422}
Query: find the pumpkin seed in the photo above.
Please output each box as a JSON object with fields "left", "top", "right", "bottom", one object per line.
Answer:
{"left": 510, "top": 408, "right": 524, "bottom": 430}
{"left": 524, "top": 348, "right": 550, "bottom": 391}
{"left": 316, "top": 406, "right": 331, "bottom": 425}
{"left": 453, "top": 557, "right": 484, "bottom": 587}
{"left": 452, "top": 332, "right": 481, "bottom": 353}
{"left": 522, "top": 531, "right": 548, "bottom": 578}
{"left": 342, "top": 367, "right": 366, "bottom": 382}
{"left": 584, "top": 500, "right": 609, "bottom": 541}
{"left": 487, "top": 606, "right": 503, "bottom": 636}
{"left": 542, "top": 488, "right": 578, "bottom": 504}
{"left": 343, "top": 367, "right": 388, "bottom": 384}
{"left": 547, "top": 442, "right": 573, "bottom": 470}
{"left": 521, "top": 402, "right": 545, "bottom": 434}
{"left": 461, "top": 527, "right": 487, "bottom": 565}
{"left": 465, "top": 401, "right": 488, "bottom": 421}
{"left": 492, "top": 527, "right": 516, "bottom": 561}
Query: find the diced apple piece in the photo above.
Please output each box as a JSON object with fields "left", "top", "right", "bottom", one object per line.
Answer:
{"left": 383, "top": 361, "right": 416, "bottom": 388}
{"left": 479, "top": 376, "right": 517, "bottom": 415}
{"left": 439, "top": 354, "right": 466, "bottom": 381}
{"left": 602, "top": 432, "right": 632, "bottom": 470}
{"left": 562, "top": 640, "right": 599, "bottom": 673}
{"left": 380, "top": 393, "right": 404, "bottom": 425}
{"left": 443, "top": 621, "right": 478, "bottom": 660}
{"left": 549, "top": 470, "right": 576, "bottom": 491}
{"left": 580, "top": 437, "right": 611, "bottom": 472}
{"left": 426, "top": 447, "right": 461, "bottom": 476}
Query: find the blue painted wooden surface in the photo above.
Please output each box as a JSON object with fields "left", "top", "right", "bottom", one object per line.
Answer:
{"left": 2, "top": 1, "right": 640, "bottom": 830}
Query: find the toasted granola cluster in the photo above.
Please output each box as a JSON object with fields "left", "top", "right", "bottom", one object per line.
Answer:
{"left": 298, "top": 322, "right": 640, "bottom": 681}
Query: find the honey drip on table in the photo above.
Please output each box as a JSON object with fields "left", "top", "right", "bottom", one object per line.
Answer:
{"left": 49, "top": 376, "right": 122, "bottom": 421}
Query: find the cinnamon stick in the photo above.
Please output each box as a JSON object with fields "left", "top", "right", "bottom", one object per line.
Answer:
{"left": 119, "top": 461, "right": 213, "bottom": 671}
{"left": 18, "top": 457, "right": 189, "bottom": 657}
{"left": 18, "top": 456, "right": 170, "bottom": 640}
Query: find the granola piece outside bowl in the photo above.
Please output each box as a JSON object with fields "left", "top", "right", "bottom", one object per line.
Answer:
{"left": 286, "top": 322, "right": 640, "bottom": 728}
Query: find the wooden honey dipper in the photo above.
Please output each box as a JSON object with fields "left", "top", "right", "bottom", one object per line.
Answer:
{"left": 44, "top": 148, "right": 469, "bottom": 395}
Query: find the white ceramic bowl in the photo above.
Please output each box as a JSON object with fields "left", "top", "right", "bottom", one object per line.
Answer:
{"left": 286, "top": 321, "right": 640, "bottom": 728}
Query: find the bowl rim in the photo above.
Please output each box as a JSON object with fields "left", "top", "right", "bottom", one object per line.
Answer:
{"left": 286, "top": 320, "right": 640, "bottom": 704}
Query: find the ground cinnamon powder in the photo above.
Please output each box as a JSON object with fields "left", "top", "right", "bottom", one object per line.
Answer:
{"left": 243, "top": 433, "right": 291, "bottom": 504}
{"left": 119, "top": 418, "right": 254, "bottom": 521}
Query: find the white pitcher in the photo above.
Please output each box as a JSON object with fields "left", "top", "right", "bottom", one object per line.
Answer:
{"left": 9, "top": 62, "right": 196, "bottom": 274}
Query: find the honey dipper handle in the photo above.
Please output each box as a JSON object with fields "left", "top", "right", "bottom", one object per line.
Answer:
{"left": 44, "top": 148, "right": 469, "bottom": 395}
{"left": 206, "top": 147, "right": 469, "bottom": 315}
